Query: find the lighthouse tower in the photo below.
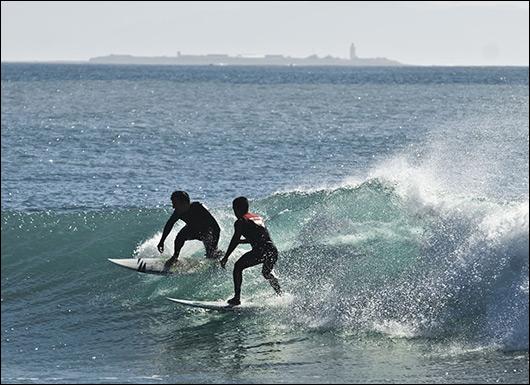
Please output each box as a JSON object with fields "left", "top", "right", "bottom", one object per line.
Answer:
{"left": 349, "top": 43, "right": 357, "bottom": 60}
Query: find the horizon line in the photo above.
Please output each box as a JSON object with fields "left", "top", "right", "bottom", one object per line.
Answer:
{"left": 1, "top": 60, "right": 529, "bottom": 67}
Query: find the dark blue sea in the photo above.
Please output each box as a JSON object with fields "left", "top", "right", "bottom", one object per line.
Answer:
{"left": 1, "top": 64, "right": 529, "bottom": 383}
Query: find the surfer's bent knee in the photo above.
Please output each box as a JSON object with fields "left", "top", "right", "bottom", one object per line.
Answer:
{"left": 233, "top": 259, "right": 244, "bottom": 273}
{"left": 174, "top": 235, "right": 185, "bottom": 250}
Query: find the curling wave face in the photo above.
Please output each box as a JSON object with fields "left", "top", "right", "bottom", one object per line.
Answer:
{"left": 3, "top": 159, "right": 527, "bottom": 352}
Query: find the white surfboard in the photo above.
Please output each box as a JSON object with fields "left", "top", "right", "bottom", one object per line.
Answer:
{"left": 166, "top": 297, "right": 259, "bottom": 312}
{"left": 108, "top": 258, "right": 212, "bottom": 275}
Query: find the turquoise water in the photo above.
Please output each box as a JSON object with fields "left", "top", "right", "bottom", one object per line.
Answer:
{"left": 1, "top": 64, "right": 529, "bottom": 383}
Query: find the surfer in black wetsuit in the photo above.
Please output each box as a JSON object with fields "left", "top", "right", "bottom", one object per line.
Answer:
{"left": 158, "top": 191, "right": 222, "bottom": 272}
{"left": 220, "top": 196, "right": 282, "bottom": 306}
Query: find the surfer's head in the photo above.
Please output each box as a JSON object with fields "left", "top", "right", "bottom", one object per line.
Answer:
{"left": 232, "top": 196, "right": 249, "bottom": 219}
{"left": 171, "top": 190, "right": 191, "bottom": 212}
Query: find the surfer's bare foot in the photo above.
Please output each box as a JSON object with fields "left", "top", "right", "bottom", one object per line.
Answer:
{"left": 163, "top": 258, "right": 177, "bottom": 272}
{"left": 227, "top": 297, "right": 240, "bottom": 306}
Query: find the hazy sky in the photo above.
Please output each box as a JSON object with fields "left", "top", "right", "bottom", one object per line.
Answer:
{"left": 1, "top": 1, "right": 528, "bottom": 65}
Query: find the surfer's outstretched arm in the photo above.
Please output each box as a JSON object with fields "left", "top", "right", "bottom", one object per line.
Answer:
{"left": 157, "top": 212, "right": 179, "bottom": 253}
{"left": 220, "top": 223, "right": 242, "bottom": 268}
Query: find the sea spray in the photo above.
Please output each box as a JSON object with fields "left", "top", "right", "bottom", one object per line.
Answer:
{"left": 3, "top": 173, "right": 527, "bottom": 351}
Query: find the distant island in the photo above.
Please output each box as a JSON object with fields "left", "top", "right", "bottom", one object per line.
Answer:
{"left": 89, "top": 43, "right": 403, "bottom": 66}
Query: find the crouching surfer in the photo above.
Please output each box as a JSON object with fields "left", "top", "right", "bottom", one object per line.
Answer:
{"left": 158, "top": 191, "right": 222, "bottom": 272}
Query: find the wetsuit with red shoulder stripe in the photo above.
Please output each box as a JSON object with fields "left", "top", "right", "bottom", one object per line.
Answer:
{"left": 237, "top": 212, "right": 274, "bottom": 249}
{"left": 231, "top": 212, "right": 281, "bottom": 301}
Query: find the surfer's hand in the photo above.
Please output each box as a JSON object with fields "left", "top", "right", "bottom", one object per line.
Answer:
{"left": 157, "top": 242, "right": 164, "bottom": 253}
{"left": 220, "top": 257, "right": 228, "bottom": 269}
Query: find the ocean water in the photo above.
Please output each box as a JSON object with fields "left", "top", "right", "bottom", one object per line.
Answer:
{"left": 1, "top": 64, "right": 528, "bottom": 384}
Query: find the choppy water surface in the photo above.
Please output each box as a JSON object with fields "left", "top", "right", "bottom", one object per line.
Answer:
{"left": 1, "top": 64, "right": 528, "bottom": 383}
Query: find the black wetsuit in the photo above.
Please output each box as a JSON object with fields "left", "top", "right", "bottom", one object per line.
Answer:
{"left": 165, "top": 202, "right": 221, "bottom": 258}
{"left": 233, "top": 213, "right": 280, "bottom": 298}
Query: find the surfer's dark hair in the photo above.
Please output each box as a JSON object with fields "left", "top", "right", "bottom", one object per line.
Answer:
{"left": 233, "top": 196, "right": 249, "bottom": 213}
{"left": 171, "top": 190, "right": 190, "bottom": 204}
